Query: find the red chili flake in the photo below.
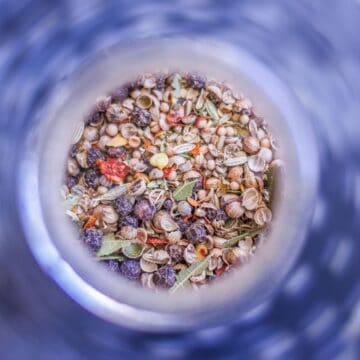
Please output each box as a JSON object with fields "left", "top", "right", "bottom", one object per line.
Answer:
{"left": 216, "top": 124, "right": 222, "bottom": 130}
{"left": 84, "top": 216, "right": 96, "bottom": 229}
{"left": 166, "top": 111, "right": 182, "bottom": 126}
{"left": 202, "top": 176, "right": 207, "bottom": 189}
{"left": 96, "top": 158, "right": 129, "bottom": 183}
{"left": 191, "top": 142, "right": 201, "bottom": 156}
{"left": 199, "top": 248, "right": 208, "bottom": 257}
{"left": 215, "top": 265, "right": 227, "bottom": 276}
{"left": 143, "top": 139, "right": 151, "bottom": 148}
{"left": 163, "top": 165, "right": 176, "bottom": 178}
{"left": 147, "top": 237, "right": 169, "bottom": 246}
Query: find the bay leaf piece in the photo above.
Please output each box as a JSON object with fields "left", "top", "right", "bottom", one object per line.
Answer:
{"left": 173, "top": 180, "right": 198, "bottom": 201}
{"left": 93, "top": 184, "right": 128, "bottom": 202}
{"left": 122, "top": 242, "right": 145, "bottom": 259}
{"left": 97, "top": 233, "right": 130, "bottom": 257}
{"left": 169, "top": 255, "right": 211, "bottom": 293}
{"left": 222, "top": 229, "right": 263, "bottom": 248}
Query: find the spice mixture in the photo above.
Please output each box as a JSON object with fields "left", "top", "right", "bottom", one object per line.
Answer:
{"left": 62, "top": 72, "right": 279, "bottom": 292}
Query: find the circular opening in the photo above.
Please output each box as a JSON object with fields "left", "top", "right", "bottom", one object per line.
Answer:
{"left": 18, "top": 38, "right": 318, "bottom": 331}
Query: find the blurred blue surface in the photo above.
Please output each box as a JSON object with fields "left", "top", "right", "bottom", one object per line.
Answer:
{"left": 0, "top": 0, "right": 359, "bottom": 359}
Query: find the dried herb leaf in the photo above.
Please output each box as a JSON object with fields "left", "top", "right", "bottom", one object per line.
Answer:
{"left": 97, "top": 233, "right": 130, "bottom": 257}
{"left": 195, "top": 89, "right": 205, "bottom": 110}
{"left": 206, "top": 269, "right": 214, "bottom": 277}
{"left": 267, "top": 165, "right": 278, "bottom": 208}
{"left": 170, "top": 255, "right": 211, "bottom": 293}
{"left": 172, "top": 143, "right": 196, "bottom": 154}
{"left": 65, "top": 209, "right": 84, "bottom": 226}
{"left": 219, "top": 114, "right": 231, "bottom": 124}
{"left": 236, "top": 128, "right": 250, "bottom": 137}
{"left": 147, "top": 179, "right": 167, "bottom": 189}
{"left": 93, "top": 184, "right": 128, "bottom": 201}
{"left": 223, "top": 155, "right": 248, "bottom": 167}
{"left": 64, "top": 194, "right": 81, "bottom": 210}
{"left": 97, "top": 255, "right": 125, "bottom": 261}
{"left": 173, "top": 180, "right": 197, "bottom": 201}
{"left": 171, "top": 73, "right": 182, "bottom": 105}
{"left": 205, "top": 99, "right": 220, "bottom": 121}
{"left": 122, "top": 242, "right": 145, "bottom": 259}
{"left": 224, "top": 218, "right": 236, "bottom": 228}
{"left": 222, "top": 229, "right": 263, "bottom": 248}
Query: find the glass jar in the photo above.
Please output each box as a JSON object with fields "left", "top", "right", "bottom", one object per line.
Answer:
{"left": 18, "top": 38, "right": 318, "bottom": 331}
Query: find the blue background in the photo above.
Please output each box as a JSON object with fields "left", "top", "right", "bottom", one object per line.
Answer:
{"left": 0, "top": 0, "right": 359, "bottom": 358}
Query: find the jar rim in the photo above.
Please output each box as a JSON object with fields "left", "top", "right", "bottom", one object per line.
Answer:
{"left": 17, "top": 37, "right": 319, "bottom": 331}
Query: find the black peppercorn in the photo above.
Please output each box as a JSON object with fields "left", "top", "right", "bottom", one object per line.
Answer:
{"left": 168, "top": 244, "right": 184, "bottom": 263}
{"left": 153, "top": 265, "right": 176, "bottom": 288}
{"left": 120, "top": 215, "right": 139, "bottom": 228}
{"left": 80, "top": 228, "right": 103, "bottom": 252}
{"left": 131, "top": 107, "right": 151, "bottom": 128}
{"left": 133, "top": 199, "right": 156, "bottom": 221}
{"left": 120, "top": 260, "right": 141, "bottom": 280}
{"left": 115, "top": 197, "right": 133, "bottom": 216}
{"left": 87, "top": 147, "right": 104, "bottom": 167}
{"left": 105, "top": 146, "right": 125, "bottom": 158}
{"left": 186, "top": 74, "right": 206, "bottom": 90}
{"left": 84, "top": 169, "right": 99, "bottom": 189}
{"left": 185, "top": 221, "right": 207, "bottom": 244}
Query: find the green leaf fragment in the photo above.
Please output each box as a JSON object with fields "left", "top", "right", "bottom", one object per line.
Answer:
{"left": 218, "top": 114, "right": 231, "bottom": 124}
{"left": 96, "top": 233, "right": 130, "bottom": 257}
{"left": 267, "top": 165, "right": 279, "bottom": 209}
{"left": 93, "top": 184, "right": 128, "bottom": 201}
{"left": 172, "top": 180, "right": 198, "bottom": 201}
{"left": 147, "top": 179, "right": 167, "bottom": 189}
{"left": 64, "top": 194, "right": 81, "bottom": 210}
{"left": 65, "top": 209, "right": 85, "bottom": 226}
{"left": 97, "top": 255, "right": 125, "bottom": 261}
{"left": 169, "top": 255, "right": 211, "bottom": 293}
{"left": 224, "top": 218, "right": 236, "bottom": 228}
{"left": 205, "top": 269, "right": 214, "bottom": 277}
{"left": 122, "top": 242, "right": 145, "bottom": 259}
{"left": 222, "top": 229, "right": 263, "bottom": 248}
{"left": 171, "top": 73, "right": 182, "bottom": 105}
{"left": 236, "top": 128, "right": 250, "bottom": 138}
{"left": 205, "top": 99, "right": 220, "bottom": 121}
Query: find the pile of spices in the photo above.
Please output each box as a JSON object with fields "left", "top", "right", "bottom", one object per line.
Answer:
{"left": 62, "top": 72, "right": 280, "bottom": 292}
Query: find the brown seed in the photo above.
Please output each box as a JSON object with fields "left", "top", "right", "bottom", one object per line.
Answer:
{"left": 260, "top": 137, "right": 271, "bottom": 148}
{"left": 254, "top": 207, "right": 272, "bottom": 226}
{"left": 242, "top": 188, "right": 261, "bottom": 210}
{"left": 205, "top": 177, "right": 220, "bottom": 189}
{"left": 228, "top": 166, "right": 243, "bottom": 181}
{"left": 225, "top": 202, "right": 244, "bottom": 218}
{"left": 243, "top": 136, "right": 260, "bottom": 154}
